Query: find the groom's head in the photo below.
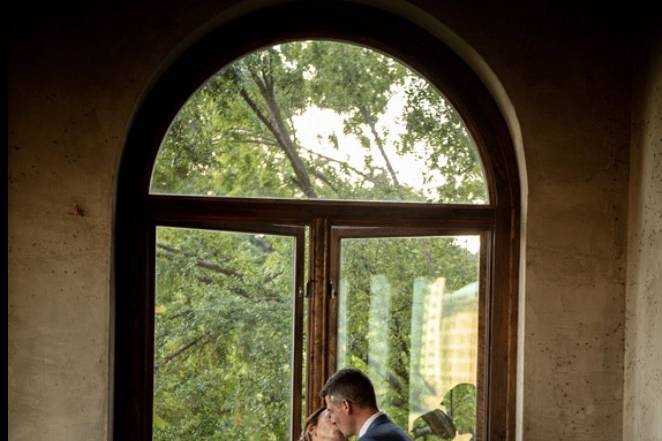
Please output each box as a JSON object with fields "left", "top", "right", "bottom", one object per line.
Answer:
{"left": 320, "top": 368, "right": 378, "bottom": 436}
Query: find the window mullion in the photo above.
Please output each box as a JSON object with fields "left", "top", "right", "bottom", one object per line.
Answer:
{"left": 306, "top": 218, "right": 331, "bottom": 415}
{"left": 291, "top": 227, "right": 306, "bottom": 441}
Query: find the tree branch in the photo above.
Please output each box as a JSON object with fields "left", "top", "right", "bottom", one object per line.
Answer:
{"left": 310, "top": 168, "right": 340, "bottom": 193}
{"left": 157, "top": 243, "right": 243, "bottom": 280}
{"left": 156, "top": 245, "right": 287, "bottom": 304}
{"left": 258, "top": 83, "right": 318, "bottom": 198}
{"left": 229, "top": 129, "right": 387, "bottom": 194}
{"left": 298, "top": 145, "right": 384, "bottom": 185}
{"left": 239, "top": 88, "right": 279, "bottom": 140}
{"left": 239, "top": 86, "right": 317, "bottom": 198}
{"left": 155, "top": 331, "right": 211, "bottom": 371}
{"left": 358, "top": 105, "right": 403, "bottom": 196}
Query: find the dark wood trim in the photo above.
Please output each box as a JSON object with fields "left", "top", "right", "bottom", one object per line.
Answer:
{"left": 330, "top": 225, "right": 490, "bottom": 239}
{"left": 326, "top": 226, "right": 340, "bottom": 381}
{"left": 150, "top": 223, "right": 307, "bottom": 439}
{"left": 114, "top": 2, "right": 521, "bottom": 440}
{"left": 476, "top": 230, "right": 492, "bottom": 441}
{"left": 328, "top": 226, "right": 492, "bottom": 438}
{"left": 112, "top": 211, "right": 155, "bottom": 440}
{"left": 483, "top": 205, "right": 520, "bottom": 441}
{"left": 144, "top": 226, "right": 157, "bottom": 440}
{"left": 307, "top": 218, "right": 330, "bottom": 414}
{"left": 291, "top": 227, "right": 306, "bottom": 441}
{"left": 146, "top": 195, "right": 495, "bottom": 228}
{"left": 151, "top": 218, "right": 305, "bottom": 237}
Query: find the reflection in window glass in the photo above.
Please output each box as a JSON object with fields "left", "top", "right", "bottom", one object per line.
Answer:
{"left": 337, "top": 236, "right": 479, "bottom": 440}
{"left": 150, "top": 40, "right": 487, "bottom": 204}
{"left": 153, "top": 226, "right": 296, "bottom": 441}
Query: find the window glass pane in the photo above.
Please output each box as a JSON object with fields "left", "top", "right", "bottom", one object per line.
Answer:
{"left": 337, "top": 235, "right": 480, "bottom": 440}
{"left": 153, "top": 226, "right": 297, "bottom": 440}
{"left": 150, "top": 40, "right": 488, "bottom": 204}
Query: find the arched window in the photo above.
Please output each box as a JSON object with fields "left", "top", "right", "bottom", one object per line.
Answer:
{"left": 113, "top": 4, "right": 520, "bottom": 441}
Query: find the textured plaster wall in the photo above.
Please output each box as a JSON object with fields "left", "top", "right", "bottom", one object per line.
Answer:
{"left": 623, "top": 29, "right": 662, "bottom": 441}
{"left": 411, "top": 3, "right": 632, "bottom": 439}
{"left": 8, "top": 2, "right": 639, "bottom": 441}
{"left": 8, "top": 3, "right": 237, "bottom": 439}
{"left": 505, "top": 28, "right": 630, "bottom": 441}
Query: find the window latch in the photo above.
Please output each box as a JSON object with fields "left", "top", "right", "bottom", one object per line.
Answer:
{"left": 328, "top": 279, "right": 337, "bottom": 299}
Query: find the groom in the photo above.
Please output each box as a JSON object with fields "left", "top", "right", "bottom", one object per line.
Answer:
{"left": 320, "top": 368, "right": 411, "bottom": 441}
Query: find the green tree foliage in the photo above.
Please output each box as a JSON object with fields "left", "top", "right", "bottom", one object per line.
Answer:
{"left": 151, "top": 40, "right": 486, "bottom": 203}
{"left": 151, "top": 41, "right": 482, "bottom": 441}
{"left": 339, "top": 237, "right": 477, "bottom": 428}
{"left": 154, "top": 228, "right": 295, "bottom": 440}
{"left": 442, "top": 383, "right": 476, "bottom": 437}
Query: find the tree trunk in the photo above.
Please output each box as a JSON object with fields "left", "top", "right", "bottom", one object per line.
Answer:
{"left": 358, "top": 105, "right": 403, "bottom": 196}
{"left": 260, "top": 85, "right": 318, "bottom": 198}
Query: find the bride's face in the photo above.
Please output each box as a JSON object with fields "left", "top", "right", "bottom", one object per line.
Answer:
{"left": 310, "top": 410, "right": 345, "bottom": 441}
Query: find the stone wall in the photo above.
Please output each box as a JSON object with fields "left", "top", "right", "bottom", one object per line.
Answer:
{"left": 623, "top": 28, "right": 662, "bottom": 441}
{"left": 8, "top": 2, "right": 649, "bottom": 440}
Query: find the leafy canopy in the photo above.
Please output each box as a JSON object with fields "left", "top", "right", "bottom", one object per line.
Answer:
{"left": 151, "top": 40, "right": 487, "bottom": 204}
{"left": 152, "top": 41, "right": 481, "bottom": 441}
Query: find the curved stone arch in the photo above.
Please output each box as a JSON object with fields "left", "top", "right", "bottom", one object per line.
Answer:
{"left": 113, "top": 2, "right": 523, "bottom": 440}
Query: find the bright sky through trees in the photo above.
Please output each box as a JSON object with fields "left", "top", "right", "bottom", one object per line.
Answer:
{"left": 151, "top": 40, "right": 488, "bottom": 205}
{"left": 291, "top": 80, "right": 451, "bottom": 196}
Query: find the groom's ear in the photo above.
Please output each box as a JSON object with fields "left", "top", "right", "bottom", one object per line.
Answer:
{"left": 342, "top": 399, "right": 353, "bottom": 415}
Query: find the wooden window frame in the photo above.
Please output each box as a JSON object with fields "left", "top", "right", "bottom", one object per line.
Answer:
{"left": 150, "top": 220, "right": 308, "bottom": 439}
{"left": 327, "top": 226, "right": 490, "bottom": 440}
{"left": 112, "top": 3, "right": 521, "bottom": 440}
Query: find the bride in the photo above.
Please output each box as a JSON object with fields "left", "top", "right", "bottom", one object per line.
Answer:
{"left": 300, "top": 407, "right": 346, "bottom": 441}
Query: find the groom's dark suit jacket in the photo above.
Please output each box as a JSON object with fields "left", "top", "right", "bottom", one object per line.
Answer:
{"left": 358, "top": 414, "right": 411, "bottom": 441}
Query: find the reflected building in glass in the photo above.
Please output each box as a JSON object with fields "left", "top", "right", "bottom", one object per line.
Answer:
{"left": 409, "top": 278, "right": 478, "bottom": 430}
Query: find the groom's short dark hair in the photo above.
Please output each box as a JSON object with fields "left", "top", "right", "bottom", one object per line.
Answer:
{"left": 319, "top": 368, "right": 378, "bottom": 409}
